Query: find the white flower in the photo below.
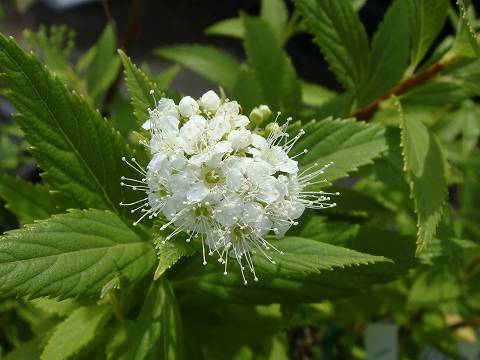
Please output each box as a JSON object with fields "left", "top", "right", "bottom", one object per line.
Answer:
{"left": 199, "top": 90, "right": 220, "bottom": 112}
{"left": 121, "top": 91, "right": 339, "bottom": 284}
{"left": 227, "top": 127, "right": 252, "bottom": 150}
{"left": 178, "top": 96, "right": 199, "bottom": 118}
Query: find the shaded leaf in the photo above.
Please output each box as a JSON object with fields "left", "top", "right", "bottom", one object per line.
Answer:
{"left": 0, "top": 176, "right": 58, "bottom": 223}
{"left": 154, "top": 45, "right": 240, "bottom": 92}
{"left": 41, "top": 305, "right": 112, "bottom": 360}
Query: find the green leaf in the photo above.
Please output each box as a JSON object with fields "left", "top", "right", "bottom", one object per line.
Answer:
{"left": 407, "top": 0, "right": 449, "bottom": 67}
{"left": 85, "top": 24, "right": 121, "bottom": 103}
{"left": 397, "top": 100, "right": 448, "bottom": 253}
{"left": 453, "top": 0, "right": 480, "bottom": 57}
{"left": 0, "top": 209, "right": 156, "bottom": 298}
{"left": 41, "top": 305, "right": 112, "bottom": 360}
{"left": 253, "top": 236, "right": 389, "bottom": 278}
{"left": 118, "top": 49, "right": 161, "bottom": 127}
{"left": 154, "top": 237, "right": 195, "bottom": 280}
{"left": 362, "top": 0, "right": 410, "bottom": 105}
{"left": 30, "top": 297, "right": 80, "bottom": 316}
{"left": 407, "top": 266, "right": 459, "bottom": 308}
{"left": 154, "top": 45, "right": 240, "bottom": 92}
{"left": 232, "top": 67, "right": 265, "bottom": 114}
{"left": 0, "top": 176, "right": 58, "bottom": 223}
{"left": 0, "top": 34, "right": 134, "bottom": 215}
{"left": 242, "top": 15, "right": 301, "bottom": 112}
{"left": 3, "top": 340, "right": 41, "bottom": 360}
{"left": 260, "top": 0, "right": 289, "bottom": 43}
{"left": 23, "top": 25, "right": 85, "bottom": 95}
{"left": 301, "top": 81, "right": 336, "bottom": 108}
{"left": 205, "top": 18, "right": 244, "bottom": 39}
{"left": 126, "top": 278, "right": 184, "bottom": 360}
{"left": 294, "top": 0, "right": 369, "bottom": 98}
{"left": 174, "top": 230, "right": 415, "bottom": 305}
{"left": 154, "top": 64, "right": 180, "bottom": 90}
{"left": 297, "top": 215, "right": 359, "bottom": 246}
{"left": 293, "top": 117, "right": 388, "bottom": 182}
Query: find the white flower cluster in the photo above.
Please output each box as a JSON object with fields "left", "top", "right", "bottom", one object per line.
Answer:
{"left": 121, "top": 90, "right": 338, "bottom": 284}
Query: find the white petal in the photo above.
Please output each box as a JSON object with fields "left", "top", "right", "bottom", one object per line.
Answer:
{"left": 187, "top": 182, "right": 210, "bottom": 202}
{"left": 178, "top": 96, "right": 199, "bottom": 118}
{"left": 199, "top": 90, "right": 220, "bottom": 112}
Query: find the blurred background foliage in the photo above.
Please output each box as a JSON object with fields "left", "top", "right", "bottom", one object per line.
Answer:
{"left": 0, "top": 0, "right": 480, "bottom": 358}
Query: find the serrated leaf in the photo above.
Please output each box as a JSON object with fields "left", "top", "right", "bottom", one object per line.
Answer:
{"left": 397, "top": 100, "right": 448, "bottom": 253}
{"left": 260, "top": 0, "right": 288, "bottom": 43}
{"left": 205, "top": 17, "right": 244, "bottom": 39}
{"left": 0, "top": 176, "right": 58, "bottom": 223}
{"left": 22, "top": 25, "right": 85, "bottom": 95}
{"left": 118, "top": 49, "right": 161, "bottom": 127}
{"left": 126, "top": 278, "right": 183, "bottom": 360}
{"left": 0, "top": 34, "right": 135, "bottom": 216}
{"left": 254, "top": 236, "right": 389, "bottom": 277}
{"left": 154, "top": 238, "right": 195, "bottom": 280}
{"left": 453, "top": 0, "right": 480, "bottom": 57}
{"left": 154, "top": 45, "right": 240, "bottom": 92}
{"left": 242, "top": 15, "right": 301, "bottom": 112}
{"left": 173, "top": 230, "right": 416, "bottom": 305}
{"left": 362, "top": 0, "right": 410, "bottom": 105}
{"left": 294, "top": 0, "right": 369, "bottom": 98}
{"left": 86, "top": 24, "right": 121, "bottom": 103}
{"left": 0, "top": 209, "right": 156, "bottom": 298}
{"left": 41, "top": 305, "right": 112, "bottom": 360}
{"left": 293, "top": 118, "right": 388, "bottom": 182}
{"left": 407, "top": 0, "right": 449, "bottom": 66}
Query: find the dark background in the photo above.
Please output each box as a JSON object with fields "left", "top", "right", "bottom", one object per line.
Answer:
{"left": 2, "top": 0, "right": 478, "bottom": 95}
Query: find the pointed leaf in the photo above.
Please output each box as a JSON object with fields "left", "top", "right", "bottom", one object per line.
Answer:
{"left": 254, "top": 236, "right": 389, "bottom": 277}
{"left": 242, "top": 15, "right": 301, "bottom": 112}
{"left": 126, "top": 278, "right": 184, "bottom": 360}
{"left": 154, "top": 45, "right": 240, "bottom": 92}
{"left": 118, "top": 49, "right": 161, "bottom": 126}
{"left": 0, "top": 176, "right": 58, "bottom": 223}
{"left": 0, "top": 209, "right": 156, "bottom": 298}
{"left": 407, "top": 0, "right": 449, "bottom": 66}
{"left": 260, "top": 0, "right": 288, "bottom": 43}
{"left": 293, "top": 118, "right": 389, "bottom": 182}
{"left": 397, "top": 99, "right": 448, "bottom": 253}
{"left": 362, "top": 0, "right": 410, "bottom": 105}
{"left": 0, "top": 34, "right": 134, "bottom": 215}
{"left": 174, "top": 231, "right": 415, "bottom": 305}
{"left": 41, "top": 305, "right": 112, "bottom": 360}
{"left": 294, "top": 0, "right": 369, "bottom": 97}
{"left": 85, "top": 24, "right": 121, "bottom": 103}
{"left": 205, "top": 17, "right": 244, "bottom": 39}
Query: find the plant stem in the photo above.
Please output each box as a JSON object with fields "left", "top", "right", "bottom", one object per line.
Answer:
{"left": 355, "top": 62, "right": 445, "bottom": 120}
{"left": 354, "top": 52, "right": 459, "bottom": 120}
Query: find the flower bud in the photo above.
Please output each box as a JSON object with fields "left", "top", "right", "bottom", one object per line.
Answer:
{"left": 199, "top": 90, "right": 220, "bottom": 112}
{"left": 249, "top": 104, "right": 271, "bottom": 126}
{"left": 178, "top": 96, "right": 199, "bottom": 118}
